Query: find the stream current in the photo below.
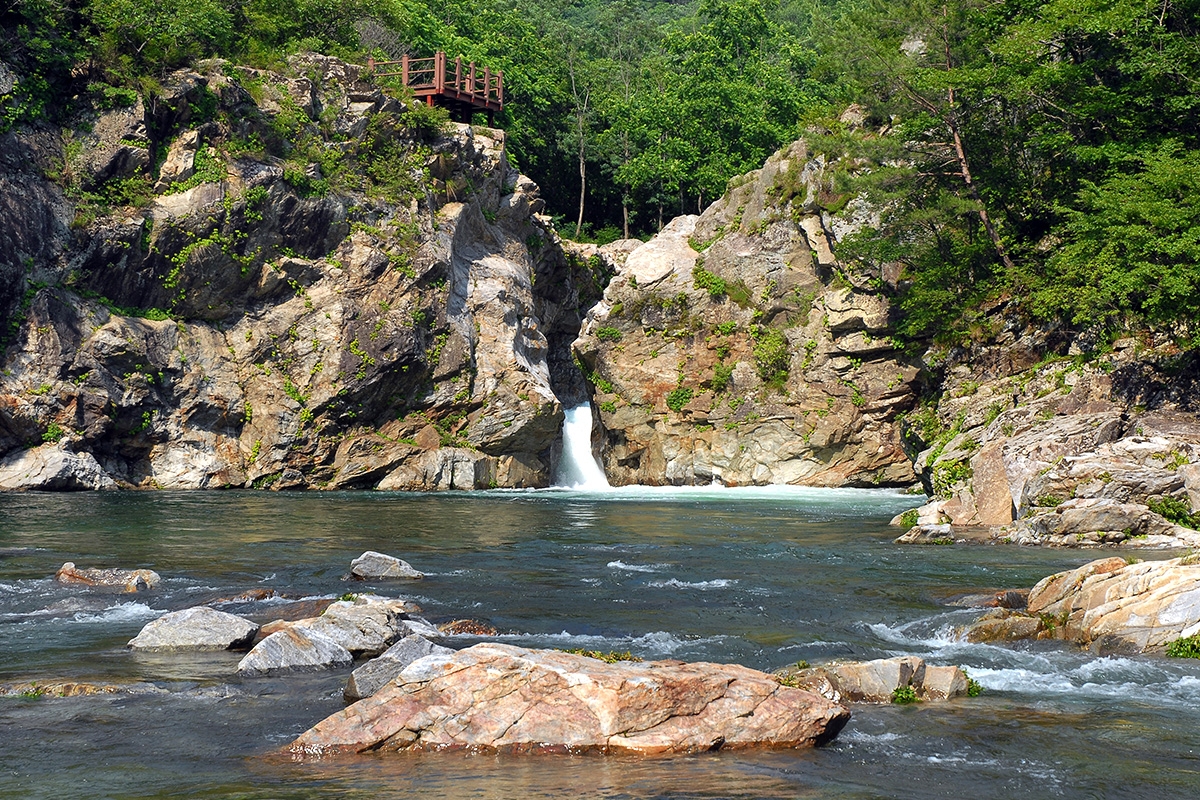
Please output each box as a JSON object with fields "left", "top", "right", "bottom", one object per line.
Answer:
{"left": 1, "top": 488, "right": 1198, "bottom": 798}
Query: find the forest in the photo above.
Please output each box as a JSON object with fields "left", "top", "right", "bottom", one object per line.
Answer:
{"left": 3, "top": 0, "right": 1199, "bottom": 345}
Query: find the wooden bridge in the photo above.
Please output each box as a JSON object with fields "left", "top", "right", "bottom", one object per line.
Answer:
{"left": 368, "top": 52, "right": 504, "bottom": 125}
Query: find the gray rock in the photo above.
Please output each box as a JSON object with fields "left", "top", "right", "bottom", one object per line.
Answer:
{"left": 128, "top": 606, "right": 258, "bottom": 651}
{"left": 349, "top": 551, "right": 423, "bottom": 580}
{"left": 344, "top": 634, "right": 454, "bottom": 701}
{"left": 0, "top": 445, "right": 117, "bottom": 490}
{"left": 236, "top": 628, "right": 352, "bottom": 676}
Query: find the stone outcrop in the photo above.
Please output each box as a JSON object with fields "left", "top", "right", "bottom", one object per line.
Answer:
{"left": 0, "top": 680, "right": 167, "bottom": 698}
{"left": 774, "top": 656, "right": 970, "bottom": 704}
{"left": 0, "top": 55, "right": 599, "bottom": 491}
{"left": 963, "top": 555, "right": 1200, "bottom": 653}
{"left": 893, "top": 331, "right": 1200, "bottom": 547}
{"left": 573, "top": 140, "right": 918, "bottom": 487}
{"left": 349, "top": 551, "right": 423, "bottom": 580}
{"left": 237, "top": 628, "right": 352, "bottom": 676}
{"left": 289, "top": 643, "right": 849, "bottom": 756}
{"left": 343, "top": 634, "right": 454, "bottom": 701}
{"left": 55, "top": 562, "right": 161, "bottom": 592}
{"left": 127, "top": 606, "right": 258, "bottom": 651}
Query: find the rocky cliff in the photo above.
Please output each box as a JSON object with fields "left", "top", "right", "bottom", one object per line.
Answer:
{"left": 0, "top": 55, "right": 598, "bottom": 490}
{"left": 572, "top": 141, "right": 919, "bottom": 486}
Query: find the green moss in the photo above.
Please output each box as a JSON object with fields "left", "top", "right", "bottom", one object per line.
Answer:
{"left": 560, "top": 649, "right": 643, "bottom": 663}
{"left": 1165, "top": 634, "right": 1200, "bottom": 658}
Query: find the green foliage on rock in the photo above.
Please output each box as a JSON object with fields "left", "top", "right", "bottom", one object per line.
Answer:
{"left": 750, "top": 326, "right": 788, "bottom": 388}
{"left": 1165, "top": 635, "right": 1200, "bottom": 659}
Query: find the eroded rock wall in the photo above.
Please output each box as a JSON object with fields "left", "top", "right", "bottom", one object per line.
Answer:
{"left": 0, "top": 55, "right": 589, "bottom": 490}
{"left": 573, "top": 141, "right": 919, "bottom": 487}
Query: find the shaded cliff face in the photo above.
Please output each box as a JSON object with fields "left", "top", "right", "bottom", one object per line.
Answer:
{"left": 573, "top": 141, "right": 919, "bottom": 487}
{"left": 0, "top": 55, "right": 588, "bottom": 490}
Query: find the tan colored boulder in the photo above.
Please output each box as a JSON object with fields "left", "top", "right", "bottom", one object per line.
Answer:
{"left": 288, "top": 643, "right": 849, "bottom": 756}
{"left": 237, "top": 628, "right": 353, "bottom": 676}
{"left": 622, "top": 215, "right": 698, "bottom": 286}
{"left": 970, "top": 440, "right": 1015, "bottom": 524}
{"left": 776, "top": 656, "right": 970, "bottom": 704}
{"left": 973, "top": 556, "right": 1200, "bottom": 652}
{"left": 55, "top": 562, "right": 160, "bottom": 592}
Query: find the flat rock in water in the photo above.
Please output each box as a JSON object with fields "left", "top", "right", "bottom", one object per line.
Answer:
{"left": 55, "top": 562, "right": 161, "bottom": 592}
{"left": 289, "top": 643, "right": 849, "bottom": 756}
{"left": 0, "top": 680, "right": 167, "bottom": 698}
{"left": 299, "top": 596, "right": 424, "bottom": 656}
{"left": 237, "top": 628, "right": 352, "bottom": 676}
{"left": 128, "top": 607, "right": 258, "bottom": 651}
{"left": 775, "top": 656, "right": 969, "bottom": 704}
{"left": 344, "top": 634, "right": 454, "bottom": 701}
{"left": 350, "top": 551, "right": 423, "bottom": 580}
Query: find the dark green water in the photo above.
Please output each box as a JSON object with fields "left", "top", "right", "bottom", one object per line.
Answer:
{"left": 1, "top": 488, "right": 1198, "bottom": 799}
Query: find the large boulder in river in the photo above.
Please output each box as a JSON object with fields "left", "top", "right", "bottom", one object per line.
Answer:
{"left": 128, "top": 607, "right": 258, "bottom": 651}
{"left": 965, "top": 556, "right": 1200, "bottom": 652}
{"left": 237, "top": 628, "right": 352, "bottom": 676}
{"left": 55, "top": 561, "right": 160, "bottom": 592}
{"left": 349, "top": 551, "right": 423, "bottom": 580}
{"left": 774, "top": 656, "right": 970, "bottom": 703}
{"left": 0, "top": 444, "right": 117, "bottom": 490}
{"left": 289, "top": 643, "right": 849, "bottom": 756}
{"left": 257, "top": 595, "right": 431, "bottom": 656}
{"left": 343, "top": 634, "right": 454, "bottom": 701}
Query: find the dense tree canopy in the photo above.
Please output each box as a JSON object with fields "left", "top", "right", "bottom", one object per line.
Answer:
{"left": 3, "top": 0, "right": 1198, "bottom": 344}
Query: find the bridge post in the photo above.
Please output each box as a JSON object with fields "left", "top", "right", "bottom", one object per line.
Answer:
{"left": 455, "top": 56, "right": 462, "bottom": 93}
{"left": 468, "top": 62, "right": 476, "bottom": 99}
{"left": 401, "top": 54, "right": 409, "bottom": 86}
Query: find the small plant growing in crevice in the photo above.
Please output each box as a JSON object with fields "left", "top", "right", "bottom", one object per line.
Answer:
{"left": 891, "top": 685, "right": 919, "bottom": 704}
{"left": 561, "top": 649, "right": 643, "bottom": 663}
{"left": 1165, "top": 634, "right": 1200, "bottom": 659}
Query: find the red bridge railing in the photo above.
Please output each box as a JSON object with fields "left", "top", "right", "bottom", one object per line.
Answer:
{"left": 367, "top": 52, "right": 504, "bottom": 119}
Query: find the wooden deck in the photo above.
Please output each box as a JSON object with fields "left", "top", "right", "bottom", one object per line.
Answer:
{"left": 368, "top": 52, "right": 504, "bottom": 124}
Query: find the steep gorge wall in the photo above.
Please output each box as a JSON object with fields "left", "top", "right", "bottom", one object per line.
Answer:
{"left": 0, "top": 55, "right": 597, "bottom": 490}
{"left": 573, "top": 141, "right": 920, "bottom": 487}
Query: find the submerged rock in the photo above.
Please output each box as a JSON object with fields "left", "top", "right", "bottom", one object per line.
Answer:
{"left": 236, "top": 628, "right": 352, "bottom": 676}
{"left": 0, "top": 680, "right": 166, "bottom": 698}
{"left": 963, "top": 556, "right": 1200, "bottom": 652}
{"left": 55, "top": 562, "right": 160, "bottom": 592}
{"left": 349, "top": 551, "right": 423, "bottom": 580}
{"left": 343, "top": 634, "right": 454, "bottom": 701}
{"left": 127, "top": 607, "right": 258, "bottom": 651}
{"left": 289, "top": 643, "right": 849, "bottom": 756}
{"left": 774, "top": 656, "right": 970, "bottom": 704}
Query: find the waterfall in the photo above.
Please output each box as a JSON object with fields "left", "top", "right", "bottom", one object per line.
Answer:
{"left": 555, "top": 404, "right": 610, "bottom": 490}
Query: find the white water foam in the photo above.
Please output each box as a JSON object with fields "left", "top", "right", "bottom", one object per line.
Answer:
{"left": 606, "top": 560, "right": 670, "bottom": 573}
{"left": 486, "top": 629, "right": 729, "bottom": 656}
{"left": 70, "top": 602, "right": 165, "bottom": 624}
{"left": 554, "top": 404, "right": 610, "bottom": 489}
{"left": 647, "top": 578, "right": 736, "bottom": 590}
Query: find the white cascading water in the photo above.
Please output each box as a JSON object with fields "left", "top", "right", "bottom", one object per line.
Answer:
{"left": 555, "top": 404, "right": 611, "bottom": 489}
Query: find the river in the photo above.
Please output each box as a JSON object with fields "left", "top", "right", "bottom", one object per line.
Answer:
{"left": 1, "top": 487, "right": 1198, "bottom": 798}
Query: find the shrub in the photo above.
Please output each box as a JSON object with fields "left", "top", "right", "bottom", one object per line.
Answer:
{"left": 595, "top": 326, "right": 623, "bottom": 343}
{"left": 1148, "top": 496, "right": 1200, "bottom": 530}
{"left": 898, "top": 509, "right": 919, "bottom": 529}
{"left": 751, "top": 326, "right": 789, "bottom": 385}
{"left": 1165, "top": 634, "right": 1200, "bottom": 659}
{"left": 666, "top": 386, "right": 693, "bottom": 412}
{"left": 891, "top": 685, "right": 919, "bottom": 704}
{"left": 710, "top": 362, "right": 734, "bottom": 392}
{"left": 692, "top": 264, "right": 726, "bottom": 298}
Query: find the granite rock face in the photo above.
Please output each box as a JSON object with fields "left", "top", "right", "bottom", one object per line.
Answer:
{"left": 289, "top": 643, "right": 849, "bottom": 756}
{"left": 572, "top": 141, "right": 919, "bottom": 488}
{"left": 127, "top": 606, "right": 258, "bottom": 651}
{"left": 964, "top": 556, "right": 1200, "bottom": 653}
{"left": 0, "top": 55, "right": 598, "bottom": 491}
